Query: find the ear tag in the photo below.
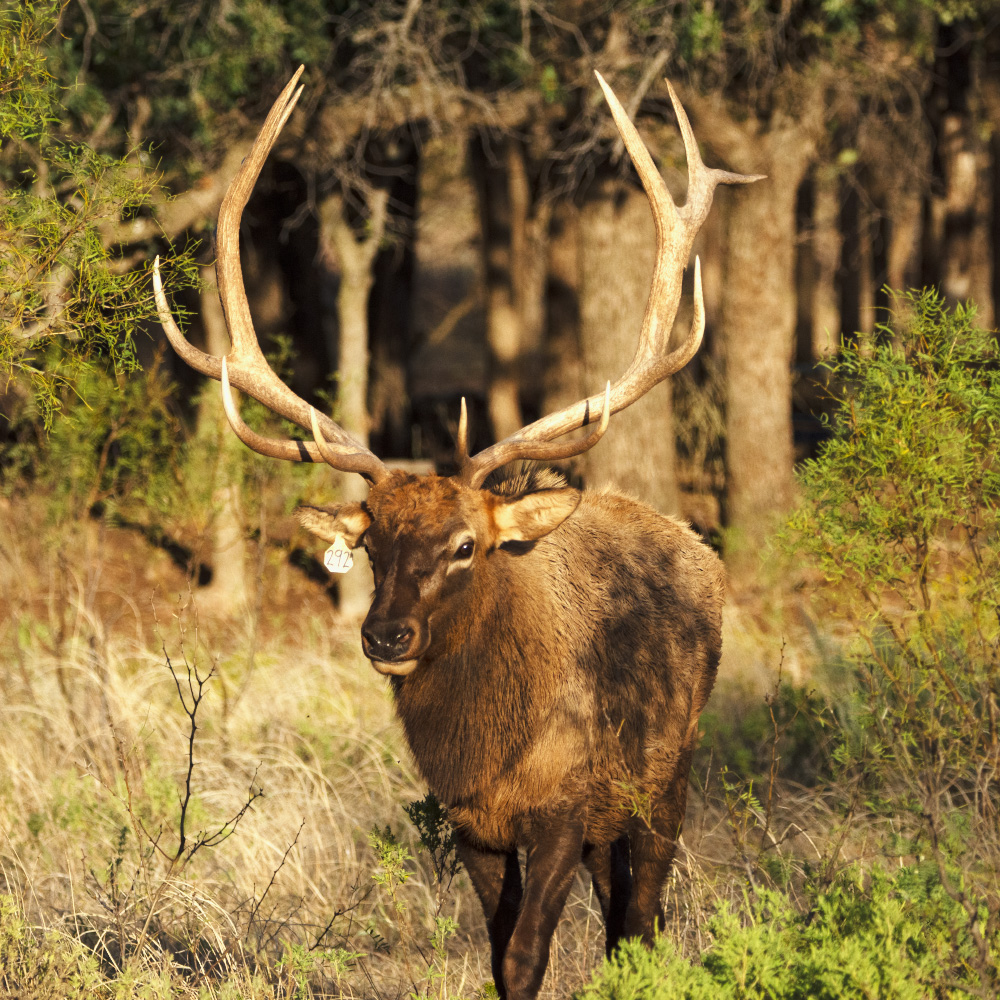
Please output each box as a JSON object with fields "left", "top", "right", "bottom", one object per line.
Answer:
{"left": 323, "top": 534, "right": 354, "bottom": 574}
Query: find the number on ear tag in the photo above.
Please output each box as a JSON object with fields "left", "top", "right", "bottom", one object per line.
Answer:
{"left": 323, "top": 535, "right": 354, "bottom": 574}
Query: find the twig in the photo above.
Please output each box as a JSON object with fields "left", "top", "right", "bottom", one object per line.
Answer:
{"left": 245, "top": 819, "right": 305, "bottom": 940}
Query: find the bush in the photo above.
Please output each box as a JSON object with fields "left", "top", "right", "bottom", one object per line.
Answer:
{"left": 1, "top": 2, "right": 198, "bottom": 425}
{"left": 578, "top": 864, "right": 997, "bottom": 999}
{"left": 780, "top": 288, "right": 1000, "bottom": 987}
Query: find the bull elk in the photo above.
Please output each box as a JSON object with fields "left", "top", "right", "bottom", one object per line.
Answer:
{"left": 154, "top": 66, "right": 760, "bottom": 1000}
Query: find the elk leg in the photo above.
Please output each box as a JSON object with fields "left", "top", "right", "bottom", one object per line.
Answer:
{"left": 502, "top": 814, "right": 584, "bottom": 1000}
{"left": 582, "top": 836, "right": 631, "bottom": 956}
{"left": 623, "top": 747, "right": 693, "bottom": 944}
{"left": 454, "top": 832, "right": 522, "bottom": 998}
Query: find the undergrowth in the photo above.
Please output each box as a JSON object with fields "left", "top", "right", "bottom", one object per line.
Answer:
{"left": 2, "top": 290, "right": 998, "bottom": 998}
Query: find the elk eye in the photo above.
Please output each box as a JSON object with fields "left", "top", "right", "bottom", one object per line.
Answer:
{"left": 453, "top": 539, "right": 475, "bottom": 561}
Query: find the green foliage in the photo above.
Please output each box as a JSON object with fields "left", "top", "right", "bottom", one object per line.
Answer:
{"left": 275, "top": 942, "right": 362, "bottom": 999}
{"left": 578, "top": 864, "right": 998, "bottom": 999}
{"left": 677, "top": 1, "right": 723, "bottom": 63}
{"left": 7, "top": 357, "right": 181, "bottom": 519}
{"left": 51, "top": 0, "right": 332, "bottom": 156}
{"left": 0, "top": 893, "right": 104, "bottom": 998}
{"left": 787, "top": 289, "right": 999, "bottom": 609}
{"left": 699, "top": 682, "right": 832, "bottom": 785}
{"left": 781, "top": 288, "right": 1000, "bottom": 987}
{"left": 405, "top": 793, "right": 461, "bottom": 895}
{"left": 0, "top": 2, "right": 57, "bottom": 138}
{"left": 1, "top": 1, "right": 199, "bottom": 426}
{"left": 369, "top": 825, "right": 414, "bottom": 913}
{"left": 782, "top": 290, "right": 1000, "bottom": 800}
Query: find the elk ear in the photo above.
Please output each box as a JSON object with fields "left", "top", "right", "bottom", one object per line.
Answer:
{"left": 492, "top": 488, "right": 581, "bottom": 544}
{"left": 295, "top": 503, "right": 371, "bottom": 547}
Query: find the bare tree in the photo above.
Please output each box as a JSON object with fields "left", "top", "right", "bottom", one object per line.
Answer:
{"left": 196, "top": 264, "right": 250, "bottom": 613}
{"left": 318, "top": 186, "right": 390, "bottom": 618}
{"left": 578, "top": 173, "right": 679, "bottom": 513}
{"left": 470, "top": 134, "right": 552, "bottom": 442}
{"left": 684, "top": 84, "right": 825, "bottom": 581}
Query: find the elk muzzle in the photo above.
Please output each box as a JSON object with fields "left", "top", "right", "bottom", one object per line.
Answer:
{"left": 361, "top": 615, "right": 425, "bottom": 675}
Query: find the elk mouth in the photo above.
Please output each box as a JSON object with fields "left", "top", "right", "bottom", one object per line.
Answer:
{"left": 367, "top": 657, "right": 420, "bottom": 677}
{"left": 360, "top": 617, "right": 427, "bottom": 673}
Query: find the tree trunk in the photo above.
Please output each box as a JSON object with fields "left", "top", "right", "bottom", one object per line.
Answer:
{"left": 578, "top": 174, "right": 679, "bottom": 513}
{"left": 810, "top": 165, "right": 842, "bottom": 358}
{"left": 470, "top": 135, "right": 523, "bottom": 442}
{"left": 318, "top": 187, "right": 389, "bottom": 619}
{"left": 938, "top": 111, "right": 993, "bottom": 325}
{"left": 682, "top": 83, "right": 822, "bottom": 585}
{"left": 507, "top": 139, "right": 551, "bottom": 413}
{"left": 197, "top": 263, "right": 250, "bottom": 614}
{"left": 368, "top": 133, "right": 420, "bottom": 457}
{"left": 719, "top": 139, "right": 812, "bottom": 582}
{"left": 543, "top": 199, "right": 585, "bottom": 417}
{"left": 926, "top": 25, "right": 994, "bottom": 327}
{"left": 470, "top": 135, "right": 552, "bottom": 442}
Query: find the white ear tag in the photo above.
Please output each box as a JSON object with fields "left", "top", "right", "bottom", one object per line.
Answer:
{"left": 323, "top": 535, "right": 354, "bottom": 574}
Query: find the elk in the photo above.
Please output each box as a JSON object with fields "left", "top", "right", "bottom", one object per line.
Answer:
{"left": 154, "top": 66, "right": 760, "bottom": 1000}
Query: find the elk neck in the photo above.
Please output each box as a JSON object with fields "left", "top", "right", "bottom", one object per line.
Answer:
{"left": 389, "top": 534, "right": 569, "bottom": 807}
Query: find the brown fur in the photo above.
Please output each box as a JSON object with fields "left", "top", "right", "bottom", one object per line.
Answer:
{"left": 297, "top": 466, "right": 724, "bottom": 1000}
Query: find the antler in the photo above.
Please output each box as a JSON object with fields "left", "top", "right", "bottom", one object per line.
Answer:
{"left": 458, "top": 72, "right": 764, "bottom": 489}
{"left": 153, "top": 66, "right": 389, "bottom": 485}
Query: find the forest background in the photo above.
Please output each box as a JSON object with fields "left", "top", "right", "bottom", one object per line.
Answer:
{"left": 1, "top": 1, "right": 999, "bottom": 997}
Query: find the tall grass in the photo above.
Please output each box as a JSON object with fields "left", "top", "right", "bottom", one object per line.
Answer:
{"left": 2, "top": 290, "right": 996, "bottom": 997}
{"left": 1, "top": 497, "right": 620, "bottom": 997}
{"left": 0, "top": 488, "right": 845, "bottom": 998}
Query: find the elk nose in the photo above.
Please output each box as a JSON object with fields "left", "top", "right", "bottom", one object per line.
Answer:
{"left": 361, "top": 620, "right": 416, "bottom": 661}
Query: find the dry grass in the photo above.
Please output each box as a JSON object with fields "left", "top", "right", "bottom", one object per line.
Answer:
{"left": 0, "top": 501, "right": 612, "bottom": 997}
{"left": 0, "top": 495, "right": 850, "bottom": 998}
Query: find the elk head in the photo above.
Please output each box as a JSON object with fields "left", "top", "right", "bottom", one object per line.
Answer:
{"left": 294, "top": 466, "right": 583, "bottom": 674}
{"left": 153, "top": 67, "right": 761, "bottom": 675}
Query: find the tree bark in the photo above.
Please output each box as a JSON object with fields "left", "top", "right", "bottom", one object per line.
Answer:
{"left": 578, "top": 174, "right": 679, "bottom": 514}
{"left": 682, "top": 83, "right": 823, "bottom": 584}
{"left": 470, "top": 134, "right": 552, "bottom": 443}
{"left": 937, "top": 110, "right": 994, "bottom": 326}
{"left": 810, "top": 165, "right": 842, "bottom": 358}
{"left": 925, "top": 29, "right": 994, "bottom": 327}
{"left": 838, "top": 172, "right": 876, "bottom": 339}
{"left": 507, "top": 139, "right": 551, "bottom": 411}
{"left": 470, "top": 135, "right": 523, "bottom": 442}
{"left": 543, "top": 199, "right": 585, "bottom": 417}
{"left": 721, "top": 158, "right": 803, "bottom": 576}
{"left": 318, "top": 187, "right": 389, "bottom": 619}
{"left": 685, "top": 97, "right": 819, "bottom": 583}
{"left": 368, "top": 133, "right": 420, "bottom": 457}
{"left": 197, "top": 263, "right": 249, "bottom": 614}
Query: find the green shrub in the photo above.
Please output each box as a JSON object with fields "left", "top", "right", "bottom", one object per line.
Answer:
{"left": 578, "top": 865, "right": 997, "bottom": 999}
{"left": 699, "top": 682, "right": 833, "bottom": 786}
{"left": 1, "top": 3, "right": 199, "bottom": 425}
{"left": 0, "top": 893, "right": 103, "bottom": 999}
{"left": 780, "top": 288, "right": 1000, "bottom": 987}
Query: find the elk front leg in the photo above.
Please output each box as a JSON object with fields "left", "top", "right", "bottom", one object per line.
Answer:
{"left": 502, "top": 814, "right": 584, "bottom": 1000}
{"left": 454, "top": 831, "right": 522, "bottom": 998}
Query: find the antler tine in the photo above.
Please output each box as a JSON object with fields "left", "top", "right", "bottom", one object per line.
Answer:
{"left": 460, "top": 73, "right": 762, "bottom": 489}
{"left": 220, "top": 356, "right": 316, "bottom": 461}
{"left": 215, "top": 68, "right": 304, "bottom": 364}
{"left": 154, "top": 68, "right": 390, "bottom": 484}
{"left": 456, "top": 397, "right": 470, "bottom": 465}
{"left": 310, "top": 407, "right": 393, "bottom": 481}
{"left": 154, "top": 255, "right": 222, "bottom": 379}
{"left": 663, "top": 80, "right": 766, "bottom": 231}
{"left": 461, "top": 383, "right": 611, "bottom": 489}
